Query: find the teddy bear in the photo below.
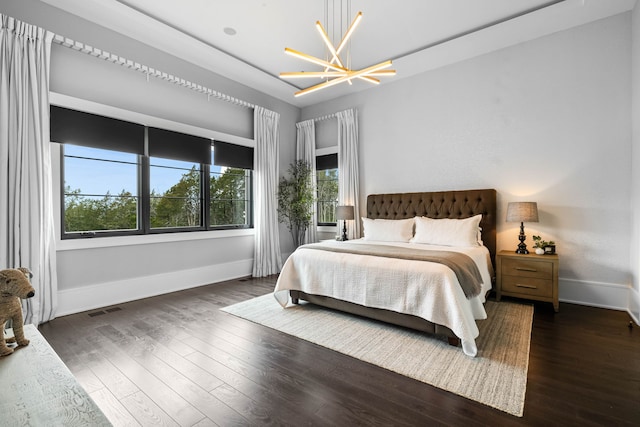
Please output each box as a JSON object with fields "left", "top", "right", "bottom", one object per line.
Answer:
{"left": 0, "top": 268, "right": 35, "bottom": 357}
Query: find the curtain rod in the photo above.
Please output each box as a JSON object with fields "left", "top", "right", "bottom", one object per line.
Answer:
{"left": 311, "top": 112, "right": 338, "bottom": 122}
{"left": 53, "top": 34, "right": 256, "bottom": 110}
{"left": 300, "top": 108, "right": 357, "bottom": 124}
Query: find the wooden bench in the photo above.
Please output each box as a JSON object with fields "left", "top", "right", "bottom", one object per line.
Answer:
{"left": 0, "top": 324, "right": 111, "bottom": 426}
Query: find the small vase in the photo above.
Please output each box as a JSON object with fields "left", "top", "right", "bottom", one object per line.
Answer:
{"left": 535, "top": 248, "right": 545, "bottom": 255}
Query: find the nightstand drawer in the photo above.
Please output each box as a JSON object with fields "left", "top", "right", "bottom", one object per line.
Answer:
{"left": 501, "top": 258, "right": 553, "bottom": 280}
{"left": 501, "top": 275, "right": 553, "bottom": 298}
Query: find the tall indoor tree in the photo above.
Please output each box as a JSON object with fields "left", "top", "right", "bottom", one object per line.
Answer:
{"left": 278, "top": 160, "right": 315, "bottom": 248}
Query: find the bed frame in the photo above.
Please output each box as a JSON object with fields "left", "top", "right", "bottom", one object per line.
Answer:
{"left": 290, "top": 188, "right": 497, "bottom": 347}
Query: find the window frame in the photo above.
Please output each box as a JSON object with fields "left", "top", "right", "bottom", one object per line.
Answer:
{"left": 60, "top": 145, "right": 255, "bottom": 240}
{"left": 53, "top": 94, "right": 254, "bottom": 240}
{"left": 147, "top": 155, "right": 206, "bottom": 234}
{"left": 60, "top": 146, "right": 144, "bottom": 238}
{"left": 315, "top": 149, "right": 339, "bottom": 227}
{"left": 208, "top": 166, "right": 253, "bottom": 229}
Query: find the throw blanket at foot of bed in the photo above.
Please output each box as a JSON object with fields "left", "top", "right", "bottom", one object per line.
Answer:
{"left": 303, "top": 242, "right": 483, "bottom": 298}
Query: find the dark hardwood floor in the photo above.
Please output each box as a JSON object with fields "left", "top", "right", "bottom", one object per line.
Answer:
{"left": 38, "top": 276, "right": 640, "bottom": 426}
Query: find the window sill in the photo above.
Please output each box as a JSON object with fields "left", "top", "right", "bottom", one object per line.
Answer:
{"left": 317, "top": 225, "right": 337, "bottom": 233}
{"left": 56, "top": 228, "right": 255, "bottom": 251}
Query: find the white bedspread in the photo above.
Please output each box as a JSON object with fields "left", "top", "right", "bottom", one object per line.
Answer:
{"left": 274, "top": 239, "right": 494, "bottom": 357}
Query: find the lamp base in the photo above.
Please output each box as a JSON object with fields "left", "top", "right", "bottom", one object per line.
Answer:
{"left": 515, "top": 221, "right": 529, "bottom": 254}
{"left": 339, "top": 220, "right": 349, "bottom": 241}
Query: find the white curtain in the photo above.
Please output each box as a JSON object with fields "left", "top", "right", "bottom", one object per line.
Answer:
{"left": 296, "top": 119, "right": 317, "bottom": 244}
{"left": 337, "top": 108, "right": 361, "bottom": 239}
{"left": 0, "top": 14, "right": 57, "bottom": 324}
{"left": 252, "top": 106, "right": 283, "bottom": 277}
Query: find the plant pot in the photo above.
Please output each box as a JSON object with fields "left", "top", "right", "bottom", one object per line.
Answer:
{"left": 535, "top": 248, "right": 545, "bottom": 255}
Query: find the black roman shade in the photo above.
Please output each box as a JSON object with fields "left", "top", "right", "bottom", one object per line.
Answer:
{"left": 148, "top": 127, "right": 212, "bottom": 165}
{"left": 316, "top": 153, "right": 338, "bottom": 170}
{"left": 213, "top": 140, "right": 253, "bottom": 170}
{"left": 50, "top": 106, "right": 144, "bottom": 154}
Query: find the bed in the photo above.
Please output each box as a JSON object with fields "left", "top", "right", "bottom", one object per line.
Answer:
{"left": 273, "top": 189, "right": 497, "bottom": 356}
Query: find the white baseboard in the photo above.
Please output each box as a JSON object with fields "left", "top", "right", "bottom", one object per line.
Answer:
{"left": 56, "top": 259, "right": 253, "bottom": 317}
{"left": 559, "top": 277, "right": 630, "bottom": 311}
{"left": 629, "top": 286, "right": 640, "bottom": 326}
{"left": 56, "top": 263, "right": 640, "bottom": 325}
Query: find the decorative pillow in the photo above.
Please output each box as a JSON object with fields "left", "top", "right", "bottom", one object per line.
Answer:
{"left": 412, "top": 215, "right": 482, "bottom": 247}
{"left": 362, "top": 217, "right": 415, "bottom": 242}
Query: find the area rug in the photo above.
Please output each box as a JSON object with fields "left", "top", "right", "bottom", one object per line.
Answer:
{"left": 222, "top": 294, "right": 533, "bottom": 417}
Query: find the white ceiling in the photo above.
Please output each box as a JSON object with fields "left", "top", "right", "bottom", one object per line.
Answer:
{"left": 41, "top": 0, "right": 636, "bottom": 107}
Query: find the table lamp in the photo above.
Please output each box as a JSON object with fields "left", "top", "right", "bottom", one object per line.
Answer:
{"left": 336, "top": 205, "right": 355, "bottom": 241}
{"left": 506, "top": 202, "right": 539, "bottom": 254}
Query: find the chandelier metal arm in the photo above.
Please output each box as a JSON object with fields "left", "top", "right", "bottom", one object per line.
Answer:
{"left": 282, "top": 70, "right": 393, "bottom": 78}
{"left": 316, "top": 13, "right": 361, "bottom": 86}
{"left": 334, "top": 11, "right": 362, "bottom": 58}
{"left": 315, "top": 19, "right": 354, "bottom": 85}
{"left": 284, "top": 48, "right": 345, "bottom": 72}
{"left": 281, "top": 71, "right": 348, "bottom": 78}
{"left": 315, "top": 21, "right": 344, "bottom": 68}
{"left": 283, "top": 47, "right": 380, "bottom": 85}
{"left": 294, "top": 59, "right": 392, "bottom": 97}
{"left": 280, "top": 72, "right": 382, "bottom": 84}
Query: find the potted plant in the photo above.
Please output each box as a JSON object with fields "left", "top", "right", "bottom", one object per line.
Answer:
{"left": 277, "top": 160, "right": 315, "bottom": 248}
{"left": 532, "top": 235, "right": 555, "bottom": 255}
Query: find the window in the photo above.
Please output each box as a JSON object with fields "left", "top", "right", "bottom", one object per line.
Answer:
{"left": 63, "top": 145, "right": 139, "bottom": 234}
{"left": 210, "top": 165, "right": 250, "bottom": 227}
{"left": 150, "top": 157, "right": 202, "bottom": 229}
{"left": 316, "top": 153, "right": 339, "bottom": 225}
{"left": 210, "top": 141, "right": 253, "bottom": 228}
{"left": 52, "top": 106, "right": 253, "bottom": 238}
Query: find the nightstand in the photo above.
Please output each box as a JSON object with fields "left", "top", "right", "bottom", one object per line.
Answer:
{"left": 496, "top": 250, "right": 559, "bottom": 312}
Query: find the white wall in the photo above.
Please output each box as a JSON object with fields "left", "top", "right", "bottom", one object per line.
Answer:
{"left": 1, "top": 0, "right": 299, "bottom": 315}
{"left": 302, "top": 13, "right": 633, "bottom": 311}
{"left": 631, "top": 2, "right": 640, "bottom": 324}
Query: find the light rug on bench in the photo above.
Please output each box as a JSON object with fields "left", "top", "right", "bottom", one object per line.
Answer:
{"left": 222, "top": 294, "right": 533, "bottom": 417}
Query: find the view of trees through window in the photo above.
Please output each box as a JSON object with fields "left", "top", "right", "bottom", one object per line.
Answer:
{"left": 317, "top": 168, "right": 338, "bottom": 224}
{"left": 150, "top": 158, "right": 201, "bottom": 229}
{"left": 63, "top": 145, "right": 250, "bottom": 235}
{"left": 63, "top": 146, "right": 139, "bottom": 233}
{"left": 210, "top": 167, "right": 250, "bottom": 227}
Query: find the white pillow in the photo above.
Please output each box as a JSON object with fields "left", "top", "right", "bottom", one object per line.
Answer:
{"left": 362, "top": 217, "right": 415, "bottom": 242}
{"left": 412, "top": 215, "right": 482, "bottom": 247}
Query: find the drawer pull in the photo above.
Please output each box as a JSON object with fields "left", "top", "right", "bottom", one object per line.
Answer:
{"left": 515, "top": 284, "right": 537, "bottom": 289}
{"left": 515, "top": 267, "right": 537, "bottom": 272}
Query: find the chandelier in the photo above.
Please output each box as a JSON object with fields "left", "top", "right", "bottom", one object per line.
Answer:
{"left": 280, "top": 4, "right": 396, "bottom": 97}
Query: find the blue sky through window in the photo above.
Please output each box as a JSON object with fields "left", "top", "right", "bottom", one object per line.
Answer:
{"left": 64, "top": 145, "right": 137, "bottom": 195}
{"left": 65, "top": 145, "right": 223, "bottom": 196}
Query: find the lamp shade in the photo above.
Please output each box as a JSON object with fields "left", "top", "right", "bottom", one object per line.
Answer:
{"left": 336, "top": 205, "right": 355, "bottom": 221}
{"left": 506, "top": 202, "right": 539, "bottom": 223}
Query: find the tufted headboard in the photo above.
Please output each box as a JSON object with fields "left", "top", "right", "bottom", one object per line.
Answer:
{"left": 366, "top": 189, "right": 497, "bottom": 268}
